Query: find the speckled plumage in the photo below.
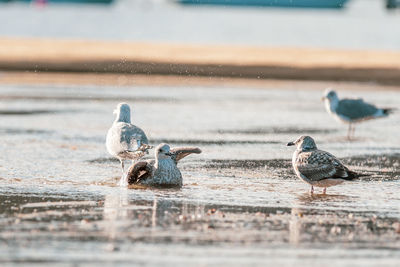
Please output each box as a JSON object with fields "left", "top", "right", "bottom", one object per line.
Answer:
{"left": 127, "top": 143, "right": 201, "bottom": 187}
{"left": 288, "top": 136, "right": 360, "bottom": 194}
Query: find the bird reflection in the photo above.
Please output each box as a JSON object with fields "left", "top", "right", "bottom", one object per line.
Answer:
{"left": 297, "top": 192, "right": 353, "bottom": 204}
{"left": 102, "top": 191, "right": 200, "bottom": 238}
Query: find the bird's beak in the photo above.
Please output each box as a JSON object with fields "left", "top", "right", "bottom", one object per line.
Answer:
{"left": 287, "top": 142, "right": 295, "bottom": 146}
{"left": 321, "top": 96, "right": 326, "bottom": 101}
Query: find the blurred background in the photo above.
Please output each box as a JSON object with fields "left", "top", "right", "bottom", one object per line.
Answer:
{"left": 0, "top": 0, "right": 399, "bottom": 50}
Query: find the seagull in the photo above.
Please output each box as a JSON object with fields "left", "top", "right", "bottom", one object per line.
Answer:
{"left": 287, "top": 135, "right": 364, "bottom": 194}
{"left": 322, "top": 89, "right": 394, "bottom": 139}
{"left": 106, "top": 103, "right": 151, "bottom": 185}
{"left": 126, "top": 143, "right": 201, "bottom": 187}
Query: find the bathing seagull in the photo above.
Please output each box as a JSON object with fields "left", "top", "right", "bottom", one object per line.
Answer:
{"left": 126, "top": 143, "right": 201, "bottom": 187}
{"left": 322, "top": 89, "right": 394, "bottom": 139}
{"left": 287, "top": 135, "right": 364, "bottom": 194}
{"left": 106, "top": 103, "right": 151, "bottom": 185}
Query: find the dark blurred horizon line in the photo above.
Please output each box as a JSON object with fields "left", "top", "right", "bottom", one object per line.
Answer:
{"left": 0, "top": 0, "right": 113, "bottom": 4}
{"left": 177, "top": 0, "right": 349, "bottom": 9}
{"left": 1, "top": 0, "right": 399, "bottom": 10}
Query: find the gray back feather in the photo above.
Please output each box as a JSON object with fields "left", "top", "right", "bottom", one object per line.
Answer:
{"left": 117, "top": 122, "right": 149, "bottom": 150}
{"left": 337, "top": 99, "right": 378, "bottom": 120}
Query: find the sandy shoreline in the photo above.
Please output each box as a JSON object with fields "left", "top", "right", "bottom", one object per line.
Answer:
{"left": 1, "top": 38, "right": 400, "bottom": 85}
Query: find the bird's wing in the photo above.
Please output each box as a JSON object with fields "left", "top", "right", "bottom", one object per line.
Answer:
{"left": 296, "top": 150, "right": 351, "bottom": 182}
{"left": 337, "top": 99, "right": 379, "bottom": 120}
{"left": 127, "top": 160, "right": 155, "bottom": 185}
{"left": 170, "top": 147, "right": 202, "bottom": 165}
{"left": 118, "top": 123, "right": 149, "bottom": 150}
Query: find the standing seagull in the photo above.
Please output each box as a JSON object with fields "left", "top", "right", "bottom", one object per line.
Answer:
{"left": 106, "top": 103, "right": 151, "bottom": 185}
{"left": 287, "top": 135, "right": 363, "bottom": 194}
{"left": 322, "top": 89, "right": 394, "bottom": 139}
{"left": 126, "top": 143, "right": 201, "bottom": 187}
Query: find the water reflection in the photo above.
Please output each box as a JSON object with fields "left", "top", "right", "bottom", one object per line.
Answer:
{"left": 296, "top": 192, "right": 354, "bottom": 204}
{"left": 1, "top": 190, "right": 400, "bottom": 263}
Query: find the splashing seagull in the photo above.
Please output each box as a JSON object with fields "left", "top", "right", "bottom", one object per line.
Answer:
{"left": 322, "top": 89, "right": 394, "bottom": 140}
{"left": 106, "top": 103, "right": 152, "bottom": 186}
{"left": 287, "top": 135, "right": 364, "bottom": 194}
{"left": 126, "top": 143, "right": 201, "bottom": 187}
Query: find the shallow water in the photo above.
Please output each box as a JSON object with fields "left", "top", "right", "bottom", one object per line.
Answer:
{"left": 0, "top": 80, "right": 399, "bottom": 265}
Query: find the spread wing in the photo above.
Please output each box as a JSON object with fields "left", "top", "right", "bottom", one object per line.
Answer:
{"left": 337, "top": 98, "right": 379, "bottom": 120}
{"left": 296, "top": 150, "right": 353, "bottom": 182}
{"left": 170, "top": 147, "right": 202, "bottom": 165}
{"left": 126, "top": 160, "right": 155, "bottom": 185}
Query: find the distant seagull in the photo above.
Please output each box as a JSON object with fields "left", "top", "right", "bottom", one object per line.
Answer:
{"left": 287, "top": 135, "right": 363, "bottom": 194}
{"left": 322, "top": 89, "right": 394, "bottom": 139}
{"left": 126, "top": 143, "right": 201, "bottom": 187}
{"left": 106, "top": 103, "right": 151, "bottom": 185}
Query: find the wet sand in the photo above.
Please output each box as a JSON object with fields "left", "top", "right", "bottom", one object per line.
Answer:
{"left": 0, "top": 79, "right": 399, "bottom": 265}
{"left": 1, "top": 71, "right": 400, "bottom": 92}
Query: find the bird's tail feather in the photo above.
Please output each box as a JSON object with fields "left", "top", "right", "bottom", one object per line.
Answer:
{"left": 119, "top": 144, "right": 153, "bottom": 161}
{"left": 119, "top": 150, "right": 145, "bottom": 160}
{"left": 345, "top": 170, "right": 370, "bottom": 180}
{"left": 383, "top": 108, "right": 396, "bottom": 115}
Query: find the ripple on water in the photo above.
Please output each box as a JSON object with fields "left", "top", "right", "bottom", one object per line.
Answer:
{"left": 0, "top": 83, "right": 399, "bottom": 264}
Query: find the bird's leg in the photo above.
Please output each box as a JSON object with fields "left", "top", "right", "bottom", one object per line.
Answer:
{"left": 310, "top": 186, "right": 314, "bottom": 195}
{"left": 323, "top": 187, "right": 327, "bottom": 194}
{"left": 118, "top": 159, "right": 128, "bottom": 186}
{"left": 131, "top": 159, "right": 138, "bottom": 166}
{"left": 352, "top": 124, "right": 356, "bottom": 138}
{"left": 347, "top": 123, "right": 352, "bottom": 140}
{"left": 120, "top": 159, "right": 125, "bottom": 175}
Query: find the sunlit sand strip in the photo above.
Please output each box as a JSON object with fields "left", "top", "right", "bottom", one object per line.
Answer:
{"left": 1, "top": 38, "right": 400, "bottom": 68}
{"left": 1, "top": 38, "right": 400, "bottom": 84}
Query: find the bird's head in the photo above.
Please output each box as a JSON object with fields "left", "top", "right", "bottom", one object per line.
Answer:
{"left": 113, "top": 103, "right": 131, "bottom": 123}
{"left": 321, "top": 88, "right": 338, "bottom": 102}
{"left": 114, "top": 102, "right": 130, "bottom": 114}
{"left": 155, "top": 143, "right": 173, "bottom": 160}
{"left": 287, "top": 135, "right": 317, "bottom": 151}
